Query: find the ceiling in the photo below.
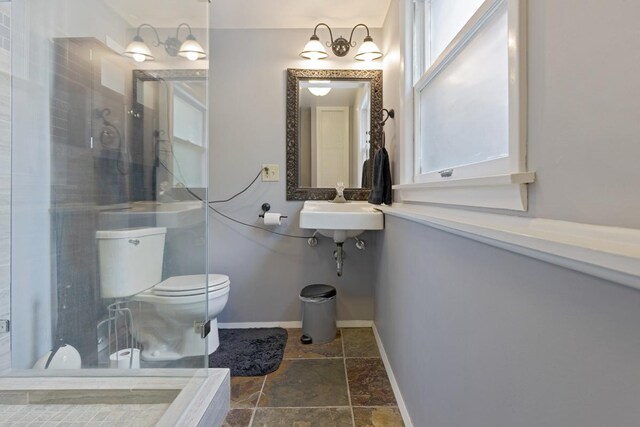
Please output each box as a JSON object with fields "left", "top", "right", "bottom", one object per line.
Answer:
{"left": 104, "top": 0, "right": 392, "bottom": 29}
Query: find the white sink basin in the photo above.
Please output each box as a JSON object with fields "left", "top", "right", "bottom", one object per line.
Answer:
{"left": 299, "top": 201, "right": 384, "bottom": 242}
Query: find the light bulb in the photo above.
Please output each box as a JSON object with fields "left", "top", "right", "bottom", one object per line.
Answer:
{"left": 123, "top": 36, "right": 154, "bottom": 62}
{"left": 178, "top": 35, "right": 206, "bottom": 60}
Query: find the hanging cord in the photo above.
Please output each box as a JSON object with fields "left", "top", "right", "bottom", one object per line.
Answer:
{"left": 207, "top": 204, "right": 310, "bottom": 239}
{"left": 151, "top": 75, "right": 310, "bottom": 239}
{"left": 156, "top": 158, "right": 311, "bottom": 239}
{"left": 208, "top": 168, "right": 263, "bottom": 204}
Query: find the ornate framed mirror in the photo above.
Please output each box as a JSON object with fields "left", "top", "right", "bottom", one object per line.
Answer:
{"left": 286, "top": 68, "right": 383, "bottom": 201}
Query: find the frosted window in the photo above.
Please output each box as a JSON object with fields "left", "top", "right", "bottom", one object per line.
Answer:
{"left": 430, "top": 0, "right": 486, "bottom": 60}
{"left": 172, "top": 91, "right": 206, "bottom": 186}
{"left": 173, "top": 93, "right": 204, "bottom": 146}
{"left": 419, "top": 6, "right": 508, "bottom": 174}
{"left": 172, "top": 140, "right": 205, "bottom": 187}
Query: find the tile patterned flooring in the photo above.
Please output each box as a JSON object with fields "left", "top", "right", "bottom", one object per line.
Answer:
{"left": 223, "top": 328, "right": 404, "bottom": 427}
{"left": 0, "top": 403, "right": 170, "bottom": 426}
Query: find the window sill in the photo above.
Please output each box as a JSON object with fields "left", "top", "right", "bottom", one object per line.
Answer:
{"left": 376, "top": 203, "right": 640, "bottom": 291}
{"left": 172, "top": 137, "right": 205, "bottom": 150}
{"left": 393, "top": 172, "right": 535, "bottom": 211}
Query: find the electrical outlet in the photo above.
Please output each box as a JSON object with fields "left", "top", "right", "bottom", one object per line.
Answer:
{"left": 262, "top": 164, "right": 280, "bottom": 181}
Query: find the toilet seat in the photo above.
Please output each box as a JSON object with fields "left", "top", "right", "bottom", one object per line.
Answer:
{"left": 151, "top": 274, "right": 230, "bottom": 297}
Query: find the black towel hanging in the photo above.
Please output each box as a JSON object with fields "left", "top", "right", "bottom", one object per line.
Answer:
{"left": 368, "top": 130, "right": 392, "bottom": 205}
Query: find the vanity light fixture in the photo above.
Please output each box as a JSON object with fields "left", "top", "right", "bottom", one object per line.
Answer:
{"left": 123, "top": 23, "right": 207, "bottom": 62}
{"left": 308, "top": 80, "right": 332, "bottom": 97}
{"left": 300, "top": 23, "right": 383, "bottom": 62}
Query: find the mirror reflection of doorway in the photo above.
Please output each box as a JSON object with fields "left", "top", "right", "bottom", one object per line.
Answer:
{"left": 311, "top": 106, "right": 350, "bottom": 187}
{"left": 299, "top": 80, "right": 371, "bottom": 188}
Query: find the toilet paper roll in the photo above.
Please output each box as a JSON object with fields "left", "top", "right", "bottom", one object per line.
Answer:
{"left": 263, "top": 212, "right": 282, "bottom": 226}
{"left": 110, "top": 348, "right": 140, "bottom": 369}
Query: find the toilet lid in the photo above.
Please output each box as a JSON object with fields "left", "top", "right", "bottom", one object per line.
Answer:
{"left": 152, "top": 274, "right": 230, "bottom": 297}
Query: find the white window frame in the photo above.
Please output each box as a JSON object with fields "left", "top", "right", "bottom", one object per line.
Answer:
{"left": 172, "top": 86, "right": 206, "bottom": 148}
{"left": 170, "top": 86, "right": 207, "bottom": 187}
{"left": 394, "top": 0, "right": 534, "bottom": 211}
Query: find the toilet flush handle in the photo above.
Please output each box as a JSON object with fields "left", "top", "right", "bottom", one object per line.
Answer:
{"left": 128, "top": 239, "right": 140, "bottom": 246}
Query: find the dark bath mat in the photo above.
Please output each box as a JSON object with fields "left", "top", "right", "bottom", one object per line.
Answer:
{"left": 209, "top": 328, "right": 288, "bottom": 376}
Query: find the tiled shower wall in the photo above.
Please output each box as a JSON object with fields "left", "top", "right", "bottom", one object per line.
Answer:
{"left": 0, "top": 3, "right": 10, "bottom": 373}
{"left": 51, "top": 37, "right": 134, "bottom": 366}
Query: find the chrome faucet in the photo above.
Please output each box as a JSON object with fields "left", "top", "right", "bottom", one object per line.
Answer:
{"left": 331, "top": 182, "right": 347, "bottom": 203}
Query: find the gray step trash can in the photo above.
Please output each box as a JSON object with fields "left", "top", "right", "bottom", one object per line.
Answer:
{"left": 299, "top": 284, "right": 337, "bottom": 344}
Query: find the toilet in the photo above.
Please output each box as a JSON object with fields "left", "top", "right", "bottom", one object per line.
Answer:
{"left": 96, "top": 227, "right": 230, "bottom": 362}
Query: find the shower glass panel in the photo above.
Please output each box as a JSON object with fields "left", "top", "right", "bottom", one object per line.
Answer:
{"left": 9, "top": 0, "right": 210, "bottom": 372}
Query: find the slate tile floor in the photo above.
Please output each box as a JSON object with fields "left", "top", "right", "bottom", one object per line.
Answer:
{"left": 223, "top": 328, "right": 404, "bottom": 427}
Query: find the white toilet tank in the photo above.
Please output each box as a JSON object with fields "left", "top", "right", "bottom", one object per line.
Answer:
{"left": 96, "top": 227, "right": 167, "bottom": 298}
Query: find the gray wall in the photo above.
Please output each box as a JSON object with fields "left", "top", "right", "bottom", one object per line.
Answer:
{"left": 381, "top": 0, "right": 401, "bottom": 186}
{"left": 374, "top": 216, "right": 640, "bottom": 427}
{"left": 374, "top": 0, "right": 640, "bottom": 426}
{"left": 0, "top": 3, "right": 10, "bottom": 373}
{"left": 525, "top": 0, "right": 640, "bottom": 229}
{"left": 10, "top": 0, "right": 54, "bottom": 368}
{"left": 209, "top": 28, "right": 383, "bottom": 323}
{"left": 9, "top": 0, "right": 131, "bottom": 368}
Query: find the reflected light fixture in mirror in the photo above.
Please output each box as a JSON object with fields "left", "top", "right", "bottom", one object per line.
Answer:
{"left": 308, "top": 80, "right": 332, "bottom": 97}
{"left": 124, "top": 23, "right": 207, "bottom": 62}
{"left": 300, "top": 23, "right": 382, "bottom": 62}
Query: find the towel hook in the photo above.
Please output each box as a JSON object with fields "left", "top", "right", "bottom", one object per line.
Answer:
{"left": 380, "top": 108, "right": 395, "bottom": 127}
{"left": 374, "top": 108, "right": 395, "bottom": 150}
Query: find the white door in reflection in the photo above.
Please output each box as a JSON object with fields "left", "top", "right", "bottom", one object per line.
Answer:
{"left": 312, "top": 107, "right": 350, "bottom": 187}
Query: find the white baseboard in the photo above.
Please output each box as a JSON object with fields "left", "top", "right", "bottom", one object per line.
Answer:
{"left": 372, "top": 323, "right": 414, "bottom": 427}
{"left": 218, "top": 320, "right": 373, "bottom": 329}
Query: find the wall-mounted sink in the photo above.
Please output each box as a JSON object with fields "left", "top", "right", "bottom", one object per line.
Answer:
{"left": 299, "top": 201, "right": 384, "bottom": 243}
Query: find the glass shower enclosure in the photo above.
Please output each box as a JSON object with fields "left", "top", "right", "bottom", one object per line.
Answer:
{"left": 7, "top": 0, "right": 212, "bottom": 372}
